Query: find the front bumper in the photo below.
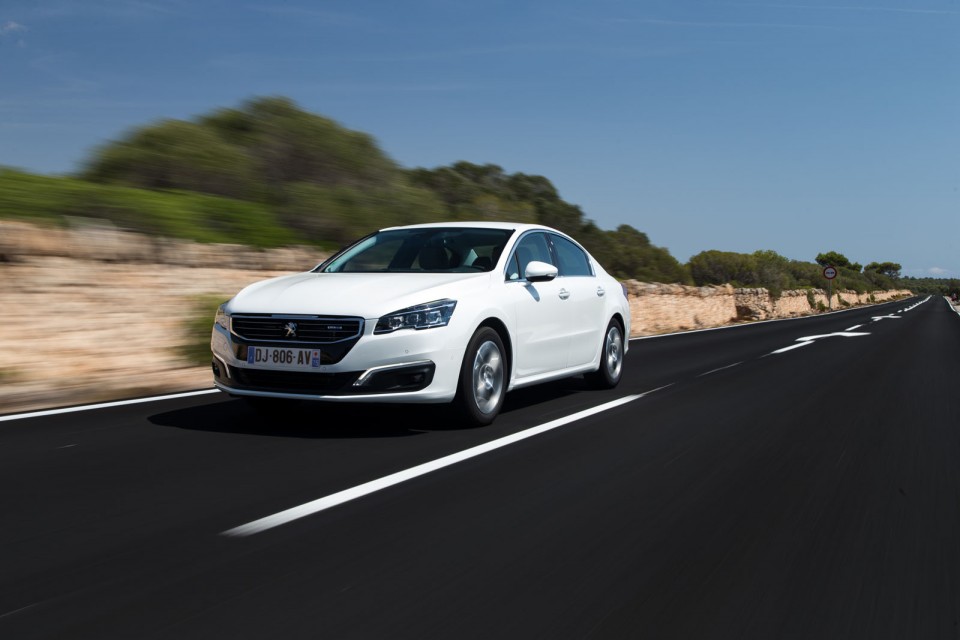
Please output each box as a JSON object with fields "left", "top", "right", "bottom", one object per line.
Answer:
{"left": 211, "top": 320, "right": 465, "bottom": 403}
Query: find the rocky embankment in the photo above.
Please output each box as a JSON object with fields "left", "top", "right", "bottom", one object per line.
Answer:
{"left": 625, "top": 282, "right": 911, "bottom": 335}
{"left": 0, "top": 220, "right": 911, "bottom": 414}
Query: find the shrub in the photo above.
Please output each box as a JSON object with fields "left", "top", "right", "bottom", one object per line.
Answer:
{"left": 0, "top": 168, "right": 297, "bottom": 247}
{"left": 180, "top": 295, "right": 226, "bottom": 366}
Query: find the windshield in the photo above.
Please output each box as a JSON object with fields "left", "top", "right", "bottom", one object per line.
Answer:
{"left": 318, "top": 228, "right": 514, "bottom": 274}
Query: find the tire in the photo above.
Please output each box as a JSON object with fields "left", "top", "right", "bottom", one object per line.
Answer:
{"left": 455, "top": 327, "right": 507, "bottom": 426}
{"left": 585, "top": 319, "right": 624, "bottom": 389}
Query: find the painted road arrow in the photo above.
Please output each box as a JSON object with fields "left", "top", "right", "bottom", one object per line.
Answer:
{"left": 770, "top": 331, "right": 871, "bottom": 354}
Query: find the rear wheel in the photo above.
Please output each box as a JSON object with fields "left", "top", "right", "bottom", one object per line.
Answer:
{"left": 585, "top": 319, "right": 624, "bottom": 389}
{"left": 456, "top": 327, "right": 506, "bottom": 426}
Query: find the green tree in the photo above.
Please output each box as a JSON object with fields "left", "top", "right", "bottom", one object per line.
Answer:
{"left": 82, "top": 120, "right": 257, "bottom": 199}
{"left": 600, "top": 225, "right": 689, "bottom": 283}
{"left": 864, "top": 261, "right": 902, "bottom": 279}
{"left": 752, "top": 250, "right": 794, "bottom": 298}
{"left": 279, "top": 181, "right": 445, "bottom": 246}
{"left": 689, "top": 250, "right": 758, "bottom": 287}
{"left": 409, "top": 162, "right": 689, "bottom": 282}
{"left": 409, "top": 162, "right": 585, "bottom": 235}
{"left": 83, "top": 96, "right": 399, "bottom": 201}
{"left": 815, "top": 251, "right": 851, "bottom": 268}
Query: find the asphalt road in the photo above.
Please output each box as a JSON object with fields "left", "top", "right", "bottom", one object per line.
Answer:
{"left": 2, "top": 296, "right": 959, "bottom": 639}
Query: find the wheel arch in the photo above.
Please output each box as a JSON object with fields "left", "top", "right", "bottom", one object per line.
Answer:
{"left": 594, "top": 312, "right": 628, "bottom": 371}
{"left": 608, "top": 311, "right": 628, "bottom": 352}
{"left": 475, "top": 317, "right": 513, "bottom": 381}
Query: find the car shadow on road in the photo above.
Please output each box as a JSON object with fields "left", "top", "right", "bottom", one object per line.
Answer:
{"left": 148, "top": 398, "right": 435, "bottom": 438}
{"left": 499, "top": 378, "right": 584, "bottom": 413}
{"left": 148, "top": 379, "right": 583, "bottom": 438}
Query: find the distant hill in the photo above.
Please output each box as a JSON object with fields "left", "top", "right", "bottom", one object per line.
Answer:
{"left": 0, "top": 96, "right": 918, "bottom": 292}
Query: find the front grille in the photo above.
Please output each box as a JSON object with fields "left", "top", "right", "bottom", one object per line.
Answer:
{"left": 231, "top": 315, "right": 364, "bottom": 343}
{"left": 228, "top": 366, "right": 361, "bottom": 394}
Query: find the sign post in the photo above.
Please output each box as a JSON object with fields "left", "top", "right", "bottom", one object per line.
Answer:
{"left": 823, "top": 265, "right": 838, "bottom": 309}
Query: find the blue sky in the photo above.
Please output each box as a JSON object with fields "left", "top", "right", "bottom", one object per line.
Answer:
{"left": 2, "top": 0, "right": 958, "bottom": 277}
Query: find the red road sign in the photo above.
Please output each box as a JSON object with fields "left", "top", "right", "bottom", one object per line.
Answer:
{"left": 823, "top": 266, "right": 838, "bottom": 280}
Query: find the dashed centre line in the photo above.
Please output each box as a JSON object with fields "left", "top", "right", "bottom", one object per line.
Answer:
{"left": 698, "top": 362, "right": 743, "bottom": 376}
{"left": 770, "top": 341, "right": 816, "bottom": 355}
{"left": 767, "top": 296, "right": 928, "bottom": 357}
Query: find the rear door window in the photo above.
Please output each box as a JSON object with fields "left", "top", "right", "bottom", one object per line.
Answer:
{"left": 550, "top": 234, "right": 593, "bottom": 277}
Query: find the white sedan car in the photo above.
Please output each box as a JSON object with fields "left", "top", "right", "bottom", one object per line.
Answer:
{"left": 211, "top": 222, "right": 630, "bottom": 425}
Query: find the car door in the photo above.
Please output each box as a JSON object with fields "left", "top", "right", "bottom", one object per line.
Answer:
{"left": 548, "top": 233, "right": 608, "bottom": 368}
{"left": 504, "top": 232, "right": 569, "bottom": 378}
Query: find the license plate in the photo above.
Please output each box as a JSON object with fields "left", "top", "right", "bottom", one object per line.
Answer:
{"left": 246, "top": 346, "right": 321, "bottom": 369}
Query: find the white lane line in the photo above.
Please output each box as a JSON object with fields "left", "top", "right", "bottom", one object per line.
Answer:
{"left": 770, "top": 341, "right": 815, "bottom": 355}
{"left": 698, "top": 362, "right": 743, "bottom": 377}
{"left": 846, "top": 324, "right": 863, "bottom": 331}
{"left": 0, "top": 389, "right": 221, "bottom": 422}
{"left": 222, "top": 388, "right": 670, "bottom": 537}
{"left": 0, "top": 603, "right": 39, "bottom": 620}
{"left": 872, "top": 315, "right": 901, "bottom": 321}
{"left": 57, "top": 444, "right": 78, "bottom": 449}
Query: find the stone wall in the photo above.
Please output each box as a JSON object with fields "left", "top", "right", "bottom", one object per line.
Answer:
{"left": 625, "top": 280, "right": 912, "bottom": 336}
{"left": 0, "top": 219, "right": 326, "bottom": 271}
{"left": 625, "top": 282, "right": 737, "bottom": 334}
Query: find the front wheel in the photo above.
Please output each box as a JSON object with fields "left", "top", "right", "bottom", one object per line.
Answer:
{"left": 455, "top": 327, "right": 507, "bottom": 426}
{"left": 585, "top": 320, "right": 624, "bottom": 389}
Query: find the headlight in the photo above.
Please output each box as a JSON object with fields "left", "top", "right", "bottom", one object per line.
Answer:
{"left": 375, "top": 299, "right": 457, "bottom": 334}
{"left": 215, "top": 304, "right": 230, "bottom": 331}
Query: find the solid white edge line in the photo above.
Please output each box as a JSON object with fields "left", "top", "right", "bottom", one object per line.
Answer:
{"left": 946, "top": 297, "right": 960, "bottom": 317}
{"left": 629, "top": 296, "right": 914, "bottom": 342}
{"left": 0, "top": 389, "right": 221, "bottom": 422}
{"left": 222, "top": 388, "right": 670, "bottom": 537}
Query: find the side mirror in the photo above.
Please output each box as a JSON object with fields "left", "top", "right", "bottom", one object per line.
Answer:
{"left": 525, "top": 260, "right": 558, "bottom": 282}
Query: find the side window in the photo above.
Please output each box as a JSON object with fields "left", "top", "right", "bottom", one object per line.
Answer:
{"left": 506, "top": 233, "right": 553, "bottom": 281}
{"left": 551, "top": 235, "right": 593, "bottom": 277}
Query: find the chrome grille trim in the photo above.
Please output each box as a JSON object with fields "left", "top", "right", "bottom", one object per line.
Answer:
{"left": 230, "top": 314, "right": 364, "bottom": 344}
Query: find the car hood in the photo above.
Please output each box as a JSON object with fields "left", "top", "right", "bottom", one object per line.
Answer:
{"left": 227, "top": 271, "right": 491, "bottom": 318}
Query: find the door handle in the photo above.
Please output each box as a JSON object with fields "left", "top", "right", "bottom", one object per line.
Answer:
{"left": 596, "top": 286, "right": 605, "bottom": 297}
{"left": 559, "top": 288, "right": 570, "bottom": 300}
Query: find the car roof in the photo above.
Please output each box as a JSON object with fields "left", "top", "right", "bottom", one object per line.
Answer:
{"left": 379, "top": 221, "right": 558, "bottom": 234}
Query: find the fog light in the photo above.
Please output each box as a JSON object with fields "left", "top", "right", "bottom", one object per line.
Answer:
{"left": 353, "top": 362, "right": 435, "bottom": 392}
